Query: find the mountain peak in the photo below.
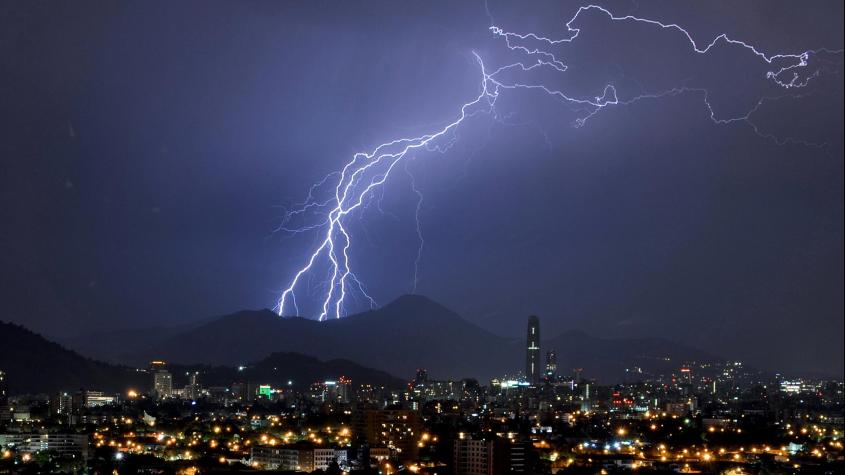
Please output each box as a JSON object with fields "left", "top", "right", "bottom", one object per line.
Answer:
{"left": 383, "top": 293, "right": 449, "bottom": 310}
{"left": 373, "top": 294, "right": 461, "bottom": 323}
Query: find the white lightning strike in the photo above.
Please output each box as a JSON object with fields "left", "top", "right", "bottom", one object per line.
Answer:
{"left": 405, "top": 160, "right": 425, "bottom": 294}
{"left": 276, "top": 4, "right": 841, "bottom": 319}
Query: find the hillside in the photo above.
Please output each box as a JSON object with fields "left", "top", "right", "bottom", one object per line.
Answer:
{"left": 0, "top": 321, "right": 146, "bottom": 394}
{"left": 0, "top": 322, "right": 406, "bottom": 395}
{"left": 116, "top": 295, "right": 720, "bottom": 382}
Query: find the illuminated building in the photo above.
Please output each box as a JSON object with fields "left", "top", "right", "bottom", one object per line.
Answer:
{"left": 250, "top": 446, "right": 288, "bottom": 470}
{"left": 314, "top": 447, "right": 348, "bottom": 470}
{"left": 0, "top": 433, "right": 89, "bottom": 460}
{"left": 545, "top": 350, "right": 557, "bottom": 379}
{"left": 454, "top": 437, "right": 534, "bottom": 475}
{"left": 296, "top": 447, "right": 315, "bottom": 472}
{"left": 150, "top": 361, "right": 173, "bottom": 399}
{"left": 322, "top": 381, "right": 338, "bottom": 402}
{"left": 780, "top": 380, "right": 820, "bottom": 394}
{"left": 494, "top": 439, "right": 531, "bottom": 475}
{"left": 526, "top": 316, "right": 540, "bottom": 384}
{"left": 249, "top": 444, "right": 344, "bottom": 472}
{"left": 49, "top": 392, "right": 72, "bottom": 416}
{"left": 580, "top": 380, "right": 592, "bottom": 412}
{"left": 76, "top": 390, "right": 115, "bottom": 408}
{"left": 353, "top": 409, "right": 422, "bottom": 461}
{"left": 183, "top": 371, "right": 201, "bottom": 400}
{"left": 337, "top": 376, "right": 352, "bottom": 403}
{"left": 411, "top": 373, "right": 459, "bottom": 402}
{"left": 454, "top": 438, "right": 494, "bottom": 475}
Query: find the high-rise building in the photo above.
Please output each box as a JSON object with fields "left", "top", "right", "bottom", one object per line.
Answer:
{"left": 49, "top": 392, "right": 73, "bottom": 417}
{"left": 314, "top": 447, "right": 348, "bottom": 470}
{"left": 580, "top": 380, "right": 592, "bottom": 412}
{"left": 544, "top": 350, "right": 557, "bottom": 379}
{"left": 414, "top": 369, "right": 428, "bottom": 385}
{"left": 184, "top": 371, "right": 201, "bottom": 400}
{"left": 525, "top": 316, "right": 540, "bottom": 384}
{"left": 337, "top": 376, "right": 352, "bottom": 403}
{"left": 150, "top": 361, "right": 173, "bottom": 399}
{"left": 493, "top": 438, "right": 534, "bottom": 475}
{"left": 153, "top": 371, "right": 172, "bottom": 398}
{"left": 454, "top": 437, "right": 535, "bottom": 475}
{"left": 454, "top": 438, "right": 494, "bottom": 475}
{"left": 353, "top": 408, "right": 423, "bottom": 462}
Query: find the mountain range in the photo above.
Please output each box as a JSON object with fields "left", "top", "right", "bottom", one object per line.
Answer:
{"left": 58, "top": 294, "right": 720, "bottom": 382}
{"left": 0, "top": 321, "right": 145, "bottom": 394}
{"left": 168, "top": 352, "right": 405, "bottom": 390}
{"left": 0, "top": 322, "right": 402, "bottom": 395}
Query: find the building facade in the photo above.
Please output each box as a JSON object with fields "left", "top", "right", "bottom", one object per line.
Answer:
{"left": 0, "top": 433, "right": 90, "bottom": 460}
{"left": 353, "top": 408, "right": 422, "bottom": 462}
{"left": 526, "top": 316, "right": 540, "bottom": 384}
{"left": 454, "top": 438, "right": 494, "bottom": 475}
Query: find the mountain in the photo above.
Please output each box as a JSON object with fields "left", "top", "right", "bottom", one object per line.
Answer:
{"left": 114, "top": 295, "right": 721, "bottom": 382}
{"left": 55, "top": 322, "right": 204, "bottom": 364}
{"left": 0, "top": 321, "right": 146, "bottom": 394}
{"left": 168, "top": 352, "right": 405, "bottom": 389}
{"left": 0, "top": 322, "right": 405, "bottom": 395}
{"left": 2, "top": 295, "right": 727, "bottom": 391}
{"left": 134, "top": 295, "right": 518, "bottom": 381}
{"left": 544, "top": 329, "right": 719, "bottom": 381}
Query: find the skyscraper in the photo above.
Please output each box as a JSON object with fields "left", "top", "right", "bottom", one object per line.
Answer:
{"left": 150, "top": 361, "right": 172, "bottom": 399}
{"left": 453, "top": 438, "right": 494, "bottom": 475}
{"left": 545, "top": 350, "right": 557, "bottom": 379}
{"left": 153, "top": 371, "right": 173, "bottom": 399}
{"left": 184, "top": 371, "right": 201, "bottom": 400}
{"left": 526, "top": 316, "right": 540, "bottom": 384}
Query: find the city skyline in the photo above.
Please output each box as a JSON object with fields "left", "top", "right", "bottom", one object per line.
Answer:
{"left": 1, "top": 313, "right": 842, "bottom": 473}
{"left": 0, "top": 1, "right": 843, "bottom": 473}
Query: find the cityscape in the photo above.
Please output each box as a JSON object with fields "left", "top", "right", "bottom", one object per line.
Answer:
{"left": 1, "top": 1, "right": 843, "bottom": 475}
{"left": 1, "top": 315, "right": 843, "bottom": 474}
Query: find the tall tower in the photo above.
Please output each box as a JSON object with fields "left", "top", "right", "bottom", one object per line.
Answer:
{"left": 526, "top": 316, "right": 540, "bottom": 384}
{"left": 545, "top": 350, "right": 558, "bottom": 379}
{"left": 149, "top": 361, "right": 172, "bottom": 399}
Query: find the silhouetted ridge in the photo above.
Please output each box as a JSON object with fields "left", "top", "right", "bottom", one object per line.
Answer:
{"left": 127, "top": 295, "right": 512, "bottom": 379}
{"left": 0, "top": 321, "right": 146, "bottom": 394}
{"left": 0, "top": 321, "right": 404, "bottom": 394}
{"left": 62, "top": 295, "right": 727, "bottom": 383}
{"left": 164, "top": 352, "right": 405, "bottom": 389}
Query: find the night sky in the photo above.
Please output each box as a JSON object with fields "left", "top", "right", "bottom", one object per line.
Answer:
{"left": 1, "top": 1, "right": 842, "bottom": 376}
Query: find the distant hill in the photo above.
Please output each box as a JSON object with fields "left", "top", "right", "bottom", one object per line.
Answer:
{"left": 545, "top": 329, "right": 718, "bottom": 381}
{"left": 134, "top": 295, "right": 517, "bottom": 381}
{"left": 0, "top": 321, "right": 146, "bottom": 394}
{"left": 110, "top": 294, "right": 721, "bottom": 382}
{"left": 169, "top": 352, "right": 405, "bottom": 389}
{"left": 56, "top": 322, "right": 202, "bottom": 364}
{"left": 0, "top": 322, "right": 405, "bottom": 395}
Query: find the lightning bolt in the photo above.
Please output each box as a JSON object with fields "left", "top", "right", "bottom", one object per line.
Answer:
{"left": 405, "top": 160, "right": 425, "bottom": 294}
{"left": 276, "top": 4, "right": 841, "bottom": 319}
{"left": 277, "top": 52, "right": 497, "bottom": 319}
